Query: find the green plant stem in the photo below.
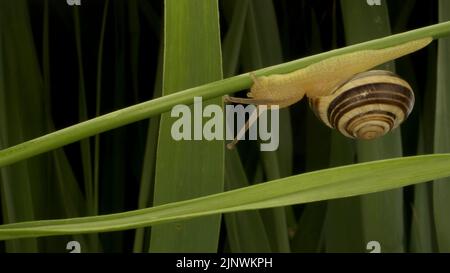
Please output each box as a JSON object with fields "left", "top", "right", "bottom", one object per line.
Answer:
{"left": 0, "top": 154, "right": 450, "bottom": 241}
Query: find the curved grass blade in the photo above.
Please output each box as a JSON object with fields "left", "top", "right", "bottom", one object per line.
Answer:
{"left": 0, "top": 154, "right": 449, "bottom": 241}
{"left": 0, "top": 22, "right": 450, "bottom": 168}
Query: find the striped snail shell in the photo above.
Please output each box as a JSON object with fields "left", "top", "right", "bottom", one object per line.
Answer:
{"left": 309, "top": 70, "right": 415, "bottom": 140}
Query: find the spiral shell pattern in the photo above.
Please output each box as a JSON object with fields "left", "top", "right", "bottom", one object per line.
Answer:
{"left": 309, "top": 70, "right": 414, "bottom": 140}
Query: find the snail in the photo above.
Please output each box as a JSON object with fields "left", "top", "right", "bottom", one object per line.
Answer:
{"left": 309, "top": 70, "right": 414, "bottom": 140}
{"left": 225, "top": 37, "right": 431, "bottom": 148}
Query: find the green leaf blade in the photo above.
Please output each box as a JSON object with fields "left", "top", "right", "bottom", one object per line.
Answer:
{"left": 0, "top": 154, "right": 450, "bottom": 241}
{"left": 148, "top": 0, "right": 224, "bottom": 252}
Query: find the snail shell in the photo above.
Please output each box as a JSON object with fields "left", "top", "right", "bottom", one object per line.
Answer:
{"left": 309, "top": 70, "right": 414, "bottom": 140}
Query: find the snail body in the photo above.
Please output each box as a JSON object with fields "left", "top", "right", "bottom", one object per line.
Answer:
{"left": 224, "top": 38, "right": 431, "bottom": 147}
{"left": 233, "top": 38, "right": 430, "bottom": 108}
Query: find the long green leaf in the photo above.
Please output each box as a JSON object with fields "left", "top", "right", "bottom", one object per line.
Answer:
{"left": 0, "top": 22, "right": 449, "bottom": 168}
{"left": 224, "top": 149, "right": 271, "bottom": 252}
{"left": 0, "top": 154, "right": 450, "bottom": 241}
{"left": 221, "top": 0, "right": 249, "bottom": 78}
{"left": 325, "top": 132, "right": 362, "bottom": 252}
{"left": 133, "top": 27, "right": 164, "bottom": 255}
{"left": 148, "top": 0, "right": 224, "bottom": 252}
{"left": 433, "top": 0, "right": 450, "bottom": 252}
{"left": 341, "top": 0, "right": 405, "bottom": 253}
{"left": 0, "top": 0, "right": 46, "bottom": 252}
{"left": 221, "top": 0, "right": 271, "bottom": 253}
{"left": 239, "top": 0, "right": 290, "bottom": 253}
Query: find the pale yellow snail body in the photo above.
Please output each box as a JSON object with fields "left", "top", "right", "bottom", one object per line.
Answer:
{"left": 225, "top": 37, "right": 431, "bottom": 147}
